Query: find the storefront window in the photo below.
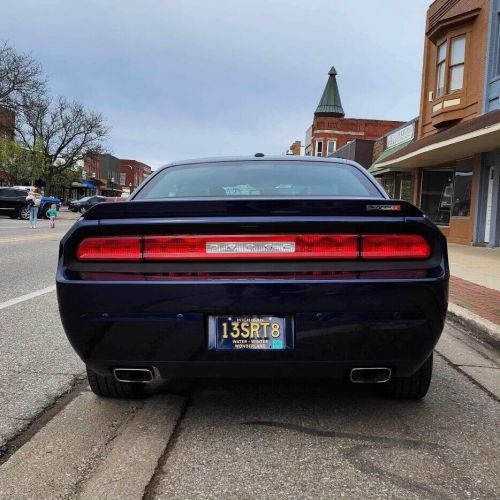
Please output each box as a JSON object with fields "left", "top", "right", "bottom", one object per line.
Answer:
{"left": 381, "top": 174, "right": 395, "bottom": 198}
{"left": 421, "top": 170, "right": 453, "bottom": 225}
{"left": 452, "top": 167, "right": 472, "bottom": 217}
{"left": 397, "top": 173, "right": 412, "bottom": 201}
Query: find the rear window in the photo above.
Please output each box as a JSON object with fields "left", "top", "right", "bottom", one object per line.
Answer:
{"left": 136, "top": 161, "right": 382, "bottom": 199}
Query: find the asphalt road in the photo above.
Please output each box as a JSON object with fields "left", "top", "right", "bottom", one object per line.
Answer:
{"left": 0, "top": 214, "right": 499, "bottom": 499}
{"left": 0, "top": 214, "right": 84, "bottom": 444}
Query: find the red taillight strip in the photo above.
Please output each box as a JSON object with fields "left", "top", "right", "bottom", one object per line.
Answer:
{"left": 75, "top": 234, "right": 431, "bottom": 262}
{"left": 76, "top": 236, "right": 142, "bottom": 261}
{"left": 143, "top": 234, "right": 358, "bottom": 260}
{"left": 361, "top": 234, "right": 431, "bottom": 260}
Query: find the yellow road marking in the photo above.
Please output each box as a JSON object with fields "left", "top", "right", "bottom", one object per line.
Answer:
{"left": 0, "top": 233, "right": 64, "bottom": 244}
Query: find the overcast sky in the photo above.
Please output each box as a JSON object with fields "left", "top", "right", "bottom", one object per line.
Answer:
{"left": 1, "top": 0, "right": 430, "bottom": 168}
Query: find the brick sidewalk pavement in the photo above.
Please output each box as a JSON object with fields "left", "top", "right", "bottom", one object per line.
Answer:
{"left": 450, "top": 276, "right": 500, "bottom": 325}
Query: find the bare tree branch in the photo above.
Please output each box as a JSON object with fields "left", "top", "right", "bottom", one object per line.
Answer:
{"left": 16, "top": 96, "right": 110, "bottom": 192}
{"left": 0, "top": 41, "right": 46, "bottom": 110}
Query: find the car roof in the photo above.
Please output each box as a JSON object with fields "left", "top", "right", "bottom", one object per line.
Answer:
{"left": 156, "top": 155, "right": 364, "bottom": 172}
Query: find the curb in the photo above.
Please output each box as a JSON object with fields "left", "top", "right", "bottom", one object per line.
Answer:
{"left": 448, "top": 302, "right": 500, "bottom": 351}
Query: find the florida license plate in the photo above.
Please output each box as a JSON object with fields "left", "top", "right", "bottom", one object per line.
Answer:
{"left": 209, "top": 316, "right": 287, "bottom": 351}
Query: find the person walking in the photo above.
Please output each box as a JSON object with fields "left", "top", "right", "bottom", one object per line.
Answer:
{"left": 46, "top": 203, "right": 58, "bottom": 228}
{"left": 26, "top": 187, "right": 42, "bottom": 229}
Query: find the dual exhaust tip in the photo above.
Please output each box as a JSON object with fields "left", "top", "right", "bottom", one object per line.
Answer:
{"left": 350, "top": 367, "right": 391, "bottom": 384}
{"left": 113, "top": 367, "right": 391, "bottom": 384}
{"left": 113, "top": 368, "right": 155, "bottom": 383}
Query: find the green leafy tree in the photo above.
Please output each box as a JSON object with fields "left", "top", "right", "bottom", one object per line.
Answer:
{"left": 0, "top": 137, "right": 43, "bottom": 185}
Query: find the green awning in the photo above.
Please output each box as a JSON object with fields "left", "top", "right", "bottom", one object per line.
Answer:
{"left": 369, "top": 140, "right": 413, "bottom": 173}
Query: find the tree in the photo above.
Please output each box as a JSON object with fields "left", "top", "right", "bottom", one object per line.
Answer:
{"left": 0, "top": 41, "right": 46, "bottom": 110}
{"left": 16, "top": 96, "right": 110, "bottom": 193}
{"left": 0, "top": 137, "right": 44, "bottom": 185}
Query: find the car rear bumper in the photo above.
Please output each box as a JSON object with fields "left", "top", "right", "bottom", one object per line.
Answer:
{"left": 57, "top": 277, "right": 448, "bottom": 379}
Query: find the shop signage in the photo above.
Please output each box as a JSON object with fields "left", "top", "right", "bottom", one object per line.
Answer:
{"left": 387, "top": 123, "right": 415, "bottom": 149}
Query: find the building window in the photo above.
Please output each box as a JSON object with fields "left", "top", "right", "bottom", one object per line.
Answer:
{"left": 397, "top": 173, "right": 412, "bottom": 202}
{"left": 436, "top": 41, "right": 447, "bottom": 97}
{"left": 435, "top": 35, "right": 466, "bottom": 98}
{"left": 449, "top": 36, "right": 465, "bottom": 92}
{"left": 382, "top": 175, "right": 396, "bottom": 198}
{"left": 451, "top": 166, "right": 472, "bottom": 217}
{"left": 120, "top": 173, "right": 126, "bottom": 185}
{"left": 421, "top": 170, "right": 454, "bottom": 225}
{"left": 327, "top": 140, "right": 336, "bottom": 155}
{"left": 315, "top": 140, "right": 323, "bottom": 157}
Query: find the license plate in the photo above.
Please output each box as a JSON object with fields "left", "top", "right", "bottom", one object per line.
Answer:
{"left": 209, "top": 316, "right": 287, "bottom": 351}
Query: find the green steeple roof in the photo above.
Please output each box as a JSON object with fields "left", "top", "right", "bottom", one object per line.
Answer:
{"left": 314, "top": 66, "right": 345, "bottom": 117}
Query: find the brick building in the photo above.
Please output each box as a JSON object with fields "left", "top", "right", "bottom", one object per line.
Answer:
{"left": 304, "top": 67, "right": 404, "bottom": 157}
{"left": 82, "top": 154, "right": 121, "bottom": 196}
{"left": 371, "top": 0, "right": 500, "bottom": 247}
{"left": 119, "top": 159, "right": 152, "bottom": 194}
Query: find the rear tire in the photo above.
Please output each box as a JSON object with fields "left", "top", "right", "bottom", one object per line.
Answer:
{"left": 86, "top": 366, "right": 147, "bottom": 398}
{"left": 383, "top": 353, "right": 433, "bottom": 400}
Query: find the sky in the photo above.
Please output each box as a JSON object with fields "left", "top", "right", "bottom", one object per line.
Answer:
{"left": 0, "top": 0, "right": 431, "bottom": 169}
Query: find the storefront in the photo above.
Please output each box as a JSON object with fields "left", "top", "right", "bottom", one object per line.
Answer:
{"left": 66, "top": 180, "right": 99, "bottom": 202}
{"left": 370, "top": 119, "right": 417, "bottom": 203}
{"left": 370, "top": 110, "right": 500, "bottom": 247}
{"left": 415, "top": 157, "right": 478, "bottom": 244}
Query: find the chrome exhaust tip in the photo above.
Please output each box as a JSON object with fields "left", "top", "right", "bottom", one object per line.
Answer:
{"left": 113, "top": 368, "right": 154, "bottom": 383}
{"left": 350, "top": 367, "right": 392, "bottom": 384}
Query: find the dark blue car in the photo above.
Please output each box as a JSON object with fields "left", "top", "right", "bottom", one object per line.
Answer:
{"left": 57, "top": 156, "right": 449, "bottom": 399}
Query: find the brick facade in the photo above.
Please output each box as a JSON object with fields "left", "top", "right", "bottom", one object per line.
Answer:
{"left": 119, "top": 159, "right": 152, "bottom": 191}
{"left": 418, "top": 0, "right": 489, "bottom": 138}
{"left": 310, "top": 117, "right": 404, "bottom": 157}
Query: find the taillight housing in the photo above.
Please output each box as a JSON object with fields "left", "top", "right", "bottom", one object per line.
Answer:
{"left": 76, "top": 237, "right": 141, "bottom": 261}
{"left": 143, "top": 235, "right": 359, "bottom": 260}
{"left": 75, "top": 234, "right": 431, "bottom": 262}
{"left": 361, "top": 234, "right": 431, "bottom": 260}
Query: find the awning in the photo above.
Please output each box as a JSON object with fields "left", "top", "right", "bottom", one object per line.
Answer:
{"left": 71, "top": 180, "right": 96, "bottom": 189}
{"left": 373, "top": 109, "right": 500, "bottom": 171}
{"left": 370, "top": 168, "right": 391, "bottom": 176}
{"left": 369, "top": 140, "right": 414, "bottom": 174}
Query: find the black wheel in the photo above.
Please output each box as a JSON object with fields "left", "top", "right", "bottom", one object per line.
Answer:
{"left": 86, "top": 366, "right": 147, "bottom": 398}
{"left": 41, "top": 208, "right": 50, "bottom": 219}
{"left": 382, "top": 353, "right": 433, "bottom": 400}
{"left": 19, "top": 206, "right": 30, "bottom": 220}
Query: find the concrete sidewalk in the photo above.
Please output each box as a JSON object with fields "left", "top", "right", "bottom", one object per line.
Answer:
{"left": 447, "top": 243, "right": 500, "bottom": 347}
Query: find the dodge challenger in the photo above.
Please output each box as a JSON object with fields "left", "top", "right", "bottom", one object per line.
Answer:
{"left": 57, "top": 156, "right": 449, "bottom": 399}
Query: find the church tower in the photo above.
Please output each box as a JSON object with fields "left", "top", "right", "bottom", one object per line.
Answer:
{"left": 305, "top": 67, "right": 404, "bottom": 158}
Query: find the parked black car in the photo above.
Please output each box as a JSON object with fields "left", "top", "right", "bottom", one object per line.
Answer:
{"left": 58, "top": 156, "right": 448, "bottom": 400}
{"left": 0, "top": 187, "right": 61, "bottom": 220}
{"left": 68, "top": 195, "right": 107, "bottom": 213}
